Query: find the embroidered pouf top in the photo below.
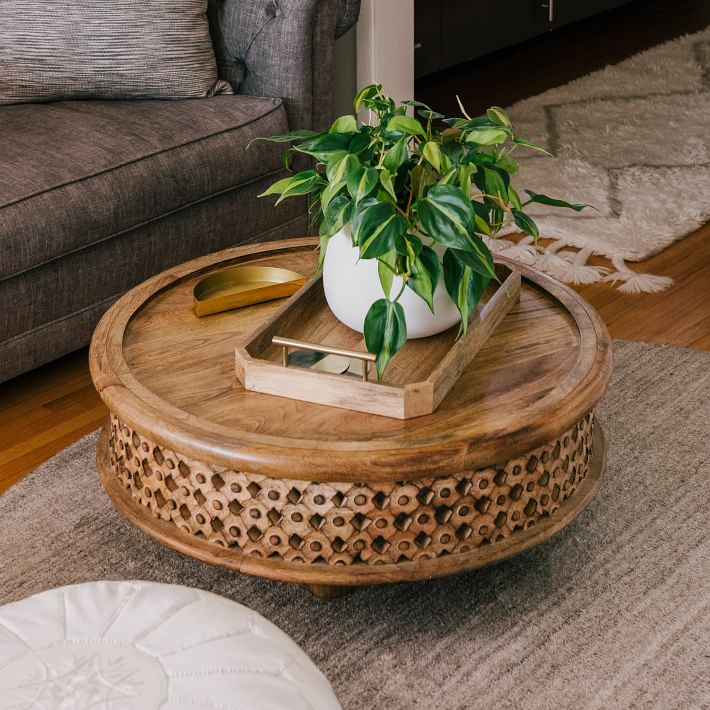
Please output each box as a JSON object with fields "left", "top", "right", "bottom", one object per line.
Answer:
{"left": 0, "top": 581, "right": 340, "bottom": 710}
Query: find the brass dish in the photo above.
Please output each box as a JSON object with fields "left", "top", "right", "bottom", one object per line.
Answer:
{"left": 193, "top": 266, "right": 306, "bottom": 317}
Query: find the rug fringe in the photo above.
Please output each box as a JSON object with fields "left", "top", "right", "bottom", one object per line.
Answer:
{"left": 488, "top": 237, "right": 673, "bottom": 294}
{"left": 604, "top": 256, "right": 674, "bottom": 294}
{"left": 486, "top": 235, "right": 538, "bottom": 264}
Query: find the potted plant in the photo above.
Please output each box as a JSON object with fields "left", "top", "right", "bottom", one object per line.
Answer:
{"left": 254, "top": 84, "right": 589, "bottom": 378}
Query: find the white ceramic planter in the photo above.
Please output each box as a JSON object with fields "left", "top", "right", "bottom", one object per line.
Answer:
{"left": 322, "top": 226, "right": 461, "bottom": 338}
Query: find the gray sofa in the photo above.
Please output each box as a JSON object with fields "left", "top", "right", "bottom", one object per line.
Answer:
{"left": 0, "top": 0, "right": 359, "bottom": 383}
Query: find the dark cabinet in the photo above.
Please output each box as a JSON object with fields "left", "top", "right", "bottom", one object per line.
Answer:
{"left": 415, "top": 0, "right": 636, "bottom": 78}
{"left": 414, "top": 2, "right": 443, "bottom": 79}
{"left": 552, "top": 0, "right": 633, "bottom": 26}
{"left": 440, "top": 1, "right": 548, "bottom": 70}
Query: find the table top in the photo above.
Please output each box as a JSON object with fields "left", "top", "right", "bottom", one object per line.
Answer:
{"left": 90, "top": 238, "right": 612, "bottom": 481}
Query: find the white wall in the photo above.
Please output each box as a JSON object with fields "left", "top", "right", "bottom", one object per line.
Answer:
{"left": 356, "top": 0, "right": 414, "bottom": 105}
{"left": 333, "top": 0, "right": 415, "bottom": 116}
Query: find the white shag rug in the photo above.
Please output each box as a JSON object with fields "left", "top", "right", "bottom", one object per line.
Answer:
{"left": 495, "top": 26, "right": 710, "bottom": 293}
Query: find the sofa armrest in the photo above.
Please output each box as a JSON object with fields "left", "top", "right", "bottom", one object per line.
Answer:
{"left": 335, "top": 0, "right": 360, "bottom": 38}
{"left": 212, "top": 0, "right": 360, "bottom": 132}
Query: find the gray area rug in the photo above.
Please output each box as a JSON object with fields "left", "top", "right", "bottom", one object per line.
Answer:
{"left": 496, "top": 26, "right": 710, "bottom": 293}
{"left": 1, "top": 340, "right": 709, "bottom": 709}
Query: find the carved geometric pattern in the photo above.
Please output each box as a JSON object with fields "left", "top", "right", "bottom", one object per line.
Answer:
{"left": 108, "top": 412, "right": 594, "bottom": 566}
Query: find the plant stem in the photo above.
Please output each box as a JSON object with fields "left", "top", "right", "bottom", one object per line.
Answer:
{"left": 471, "top": 193, "right": 510, "bottom": 210}
{"left": 392, "top": 279, "right": 407, "bottom": 303}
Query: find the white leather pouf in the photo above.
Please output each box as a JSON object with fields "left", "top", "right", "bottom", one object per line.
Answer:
{"left": 0, "top": 581, "right": 341, "bottom": 710}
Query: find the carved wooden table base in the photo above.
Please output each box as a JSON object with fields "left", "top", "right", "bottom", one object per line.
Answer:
{"left": 98, "top": 412, "right": 605, "bottom": 596}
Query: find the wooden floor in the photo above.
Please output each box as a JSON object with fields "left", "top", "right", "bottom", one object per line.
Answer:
{"left": 1, "top": 0, "right": 709, "bottom": 495}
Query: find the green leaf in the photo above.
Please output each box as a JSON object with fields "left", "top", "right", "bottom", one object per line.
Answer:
{"left": 483, "top": 167, "right": 509, "bottom": 200}
{"left": 511, "top": 208, "right": 540, "bottom": 239}
{"left": 441, "top": 131, "right": 470, "bottom": 165}
{"left": 323, "top": 195, "right": 353, "bottom": 235}
{"left": 395, "top": 232, "right": 423, "bottom": 258}
{"left": 438, "top": 168, "right": 457, "bottom": 185}
{"left": 349, "top": 131, "right": 371, "bottom": 155}
{"left": 465, "top": 151, "right": 496, "bottom": 168}
{"left": 353, "top": 83, "right": 382, "bottom": 112}
{"left": 407, "top": 245, "right": 440, "bottom": 312}
{"left": 364, "top": 299, "right": 407, "bottom": 379}
{"left": 296, "top": 132, "right": 356, "bottom": 161}
{"left": 410, "top": 164, "right": 434, "bottom": 200}
{"left": 355, "top": 203, "right": 408, "bottom": 259}
{"left": 473, "top": 215, "right": 491, "bottom": 236}
{"left": 258, "top": 170, "right": 322, "bottom": 204}
{"left": 326, "top": 153, "right": 360, "bottom": 185}
{"left": 422, "top": 141, "right": 443, "bottom": 172}
{"left": 379, "top": 169, "right": 397, "bottom": 201}
{"left": 377, "top": 250, "right": 397, "bottom": 298}
{"left": 317, "top": 233, "right": 331, "bottom": 270}
{"left": 319, "top": 181, "right": 340, "bottom": 211}
{"left": 486, "top": 106, "right": 512, "bottom": 127}
{"left": 416, "top": 184, "right": 475, "bottom": 252}
{"left": 247, "top": 129, "right": 319, "bottom": 148}
{"left": 349, "top": 197, "right": 378, "bottom": 238}
{"left": 383, "top": 137, "right": 409, "bottom": 172}
{"left": 465, "top": 127, "right": 509, "bottom": 145}
{"left": 523, "top": 189, "right": 593, "bottom": 212}
{"left": 457, "top": 116, "right": 498, "bottom": 130}
{"left": 330, "top": 115, "right": 358, "bottom": 133}
{"left": 495, "top": 153, "right": 519, "bottom": 174}
{"left": 386, "top": 115, "right": 426, "bottom": 137}
{"left": 459, "top": 164, "right": 477, "bottom": 199}
{"left": 347, "top": 166, "right": 379, "bottom": 203}
{"left": 401, "top": 99, "right": 433, "bottom": 111}
{"left": 257, "top": 175, "right": 295, "bottom": 198}
{"left": 443, "top": 249, "right": 491, "bottom": 334}
{"left": 513, "top": 136, "right": 552, "bottom": 156}
{"left": 402, "top": 99, "right": 444, "bottom": 121}
{"left": 448, "top": 238, "right": 497, "bottom": 280}
{"left": 418, "top": 108, "right": 445, "bottom": 120}
{"left": 471, "top": 201, "right": 495, "bottom": 237}
{"left": 508, "top": 185, "right": 522, "bottom": 210}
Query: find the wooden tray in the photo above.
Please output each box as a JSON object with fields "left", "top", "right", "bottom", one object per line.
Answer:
{"left": 235, "top": 262, "right": 521, "bottom": 419}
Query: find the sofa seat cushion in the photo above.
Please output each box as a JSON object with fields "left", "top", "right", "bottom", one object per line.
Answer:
{"left": 0, "top": 95, "right": 288, "bottom": 280}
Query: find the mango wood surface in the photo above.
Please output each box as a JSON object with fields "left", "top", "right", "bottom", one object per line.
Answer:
{"left": 89, "top": 238, "right": 612, "bottom": 481}
{"left": 97, "top": 424, "right": 606, "bottom": 588}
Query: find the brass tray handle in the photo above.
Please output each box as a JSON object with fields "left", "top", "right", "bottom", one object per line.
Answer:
{"left": 272, "top": 336, "right": 377, "bottom": 382}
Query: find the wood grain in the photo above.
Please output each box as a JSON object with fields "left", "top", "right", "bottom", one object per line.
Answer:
{"left": 88, "top": 239, "right": 611, "bottom": 480}
{"left": 97, "top": 423, "right": 606, "bottom": 587}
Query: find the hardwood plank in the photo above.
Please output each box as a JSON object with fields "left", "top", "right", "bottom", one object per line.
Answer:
{"left": 0, "top": 350, "right": 107, "bottom": 494}
{"left": 575, "top": 224, "right": 710, "bottom": 346}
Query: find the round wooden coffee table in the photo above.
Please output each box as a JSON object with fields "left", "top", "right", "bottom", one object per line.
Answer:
{"left": 90, "top": 238, "right": 612, "bottom": 598}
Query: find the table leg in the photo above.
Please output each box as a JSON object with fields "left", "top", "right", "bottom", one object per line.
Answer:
{"left": 307, "top": 584, "right": 352, "bottom": 600}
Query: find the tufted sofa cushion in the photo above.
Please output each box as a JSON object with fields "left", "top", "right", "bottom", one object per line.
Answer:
{"left": 0, "top": 581, "right": 341, "bottom": 710}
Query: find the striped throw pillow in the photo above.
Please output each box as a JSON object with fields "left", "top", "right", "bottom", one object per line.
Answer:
{"left": 0, "top": 0, "right": 233, "bottom": 104}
